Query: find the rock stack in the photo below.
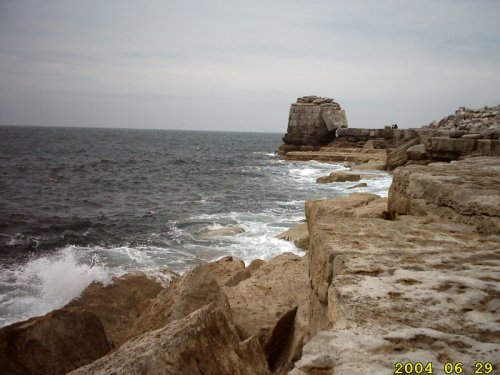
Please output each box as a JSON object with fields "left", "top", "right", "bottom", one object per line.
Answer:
{"left": 280, "top": 96, "right": 348, "bottom": 152}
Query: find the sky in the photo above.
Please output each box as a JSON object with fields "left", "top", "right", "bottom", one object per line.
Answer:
{"left": 0, "top": 0, "right": 499, "bottom": 132}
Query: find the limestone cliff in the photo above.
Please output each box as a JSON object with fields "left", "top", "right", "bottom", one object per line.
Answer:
{"left": 281, "top": 96, "right": 348, "bottom": 150}
{"left": 292, "top": 157, "right": 500, "bottom": 375}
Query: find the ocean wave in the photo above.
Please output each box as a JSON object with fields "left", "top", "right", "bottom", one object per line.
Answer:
{"left": 0, "top": 247, "right": 111, "bottom": 328}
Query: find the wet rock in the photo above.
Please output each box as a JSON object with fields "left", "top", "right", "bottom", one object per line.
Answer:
{"left": 316, "top": 172, "right": 361, "bottom": 183}
{"left": 0, "top": 309, "right": 111, "bottom": 375}
{"left": 346, "top": 182, "right": 368, "bottom": 189}
{"left": 69, "top": 305, "right": 271, "bottom": 375}
{"left": 276, "top": 223, "right": 310, "bottom": 250}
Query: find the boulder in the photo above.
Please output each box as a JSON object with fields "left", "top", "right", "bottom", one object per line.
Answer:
{"left": 224, "top": 253, "right": 310, "bottom": 373}
{"left": 276, "top": 223, "right": 310, "bottom": 250}
{"left": 132, "top": 263, "right": 231, "bottom": 337}
{"left": 69, "top": 306, "right": 271, "bottom": 375}
{"left": 0, "top": 309, "right": 111, "bottom": 375}
{"left": 316, "top": 172, "right": 361, "bottom": 183}
{"left": 64, "top": 272, "right": 166, "bottom": 348}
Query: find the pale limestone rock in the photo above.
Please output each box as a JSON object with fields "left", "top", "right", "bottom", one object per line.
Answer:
{"left": 0, "top": 309, "right": 111, "bottom": 375}
{"left": 388, "top": 157, "right": 500, "bottom": 233}
{"left": 64, "top": 273, "right": 166, "bottom": 348}
{"left": 293, "top": 163, "right": 500, "bottom": 374}
{"left": 224, "top": 253, "right": 309, "bottom": 374}
{"left": 276, "top": 223, "right": 310, "bottom": 250}
{"left": 206, "top": 256, "right": 246, "bottom": 286}
{"left": 282, "top": 96, "right": 348, "bottom": 147}
{"left": 131, "top": 263, "right": 232, "bottom": 337}
{"left": 406, "top": 143, "right": 427, "bottom": 160}
{"left": 69, "top": 306, "right": 271, "bottom": 375}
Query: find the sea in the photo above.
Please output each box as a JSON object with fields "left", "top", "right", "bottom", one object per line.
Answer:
{"left": 0, "top": 126, "right": 392, "bottom": 327}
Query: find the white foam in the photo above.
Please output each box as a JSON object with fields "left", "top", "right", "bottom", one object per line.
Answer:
{"left": 0, "top": 247, "right": 111, "bottom": 327}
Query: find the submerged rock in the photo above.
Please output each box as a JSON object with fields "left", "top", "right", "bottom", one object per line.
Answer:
{"left": 199, "top": 225, "right": 245, "bottom": 237}
{"left": 346, "top": 182, "right": 368, "bottom": 189}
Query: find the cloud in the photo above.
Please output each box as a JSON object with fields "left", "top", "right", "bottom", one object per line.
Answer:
{"left": 0, "top": 0, "right": 499, "bottom": 130}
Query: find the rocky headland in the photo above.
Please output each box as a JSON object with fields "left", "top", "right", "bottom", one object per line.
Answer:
{"left": 0, "top": 101, "right": 499, "bottom": 375}
{"left": 279, "top": 97, "right": 500, "bottom": 172}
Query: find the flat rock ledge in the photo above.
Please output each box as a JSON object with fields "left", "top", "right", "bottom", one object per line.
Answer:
{"left": 291, "top": 157, "right": 500, "bottom": 375}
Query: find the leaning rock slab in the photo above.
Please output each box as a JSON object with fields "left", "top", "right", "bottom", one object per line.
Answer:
{"left": 69, "top": 306, "right": 271, "bottom": 375}
{"left": 132, "top": 263, "right": 231, "bottom": 337}
{"left": 224, "top": 253, "right": 310, "bottom": 373}
{"left": 64, "top": 272, "right": 166, "bottom": 348}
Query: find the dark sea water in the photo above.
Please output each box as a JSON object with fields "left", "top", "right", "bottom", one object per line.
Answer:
{"left": 0, "top": 126, "right": 391, "bottom": 327}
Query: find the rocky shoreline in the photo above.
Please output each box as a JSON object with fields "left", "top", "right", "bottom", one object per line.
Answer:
{"left": 1, "top": 101, "right": 499, "bottom": 375}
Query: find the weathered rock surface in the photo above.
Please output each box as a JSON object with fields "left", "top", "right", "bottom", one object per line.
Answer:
{"left": 385, "top": 138, "right": 420, "bottom": 170}
{"left": 0, "top": 309, "right": 111, "bottom": 375}
{"left": 281, "top": 96, "right": 348, "bottom": 148}
{"left": 423, "top": 104, "right": 500, "bottom": 137}
{"left": 292, "top": 163, "right": 500, "bottom": 375}
{"left": 65, "top": 272, "right": 166, "bottom": 348}
{"left": 69, "top": 305, "right": 271, "bottom": 375}
{"left": 224, "top": 253, "right": 310, "bottom": 374}
{"left": 316, "top": 172, "right": 360, "bottom": 183}
{"left": 276, "top": 223, "right": 310, "bottom": 250}
{"left": 205, "top": 255, "right": 255, "bottom": 287}
{"left": 132, "top": 263, "right": 232, "bottom": 337}
{"left": 388, "top": 157, "right": 500, "bottom": 233}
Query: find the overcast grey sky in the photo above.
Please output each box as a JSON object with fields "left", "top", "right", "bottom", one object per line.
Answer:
{"left": 1, "top": 0, "right": 499, "bottom": 132}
